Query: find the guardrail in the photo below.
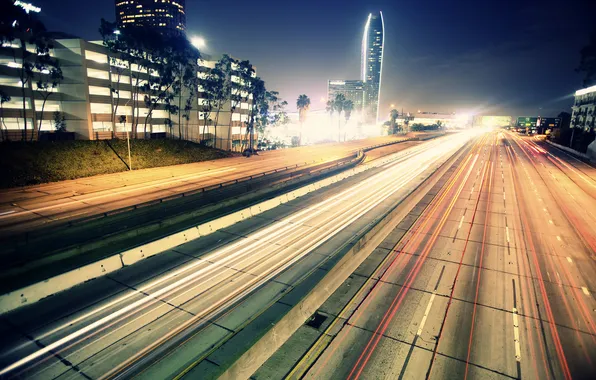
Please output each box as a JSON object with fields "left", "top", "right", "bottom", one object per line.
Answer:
{"left": 0, "top": 152, "right": 365, "bottom": 274}
{"left": 3, "top": 137, "right": 412, "bottom": 237}
{"left": 0, "top": 134, "right": 441, "bottom": 312}
{"left": 84, "top": 137, "right": 412, "bottom": 222}
{"left": 0, "top": 137, "right": 419, "bottom": 285}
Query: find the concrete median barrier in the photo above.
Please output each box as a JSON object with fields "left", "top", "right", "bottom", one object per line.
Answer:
{"left": 121, "top": 227, "right": 201, "bottom": 266}
{"left": 0, "top": 255, "right": 123, "bottom": 315}
{"left": 218, "top": 137, "right": 467, "bottom": 380}
{"left": 0, "top": 137, "right": 445, "bottom": 315}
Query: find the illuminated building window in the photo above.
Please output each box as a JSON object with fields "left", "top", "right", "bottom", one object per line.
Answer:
{"left": 87, "top": 68, "right": 110, "bottom": 80}
{"left": 85, "top": 51, "right": 108, "bottom": 64}
{"left": 88, "top": 86, "right": 111, "bottom": 96}
{"left": 90, "top": 103, "right": 112, "bottom": 114}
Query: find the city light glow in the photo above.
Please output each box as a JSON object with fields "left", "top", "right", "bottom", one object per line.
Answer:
{"left": 14, "top": 1, "right": 40, "bottom": 13}
{"left": 575, "top": 84, "right": 596, "bottom": 96}
{"left": 191, "top": 36, "right": 206, "bottom": 49}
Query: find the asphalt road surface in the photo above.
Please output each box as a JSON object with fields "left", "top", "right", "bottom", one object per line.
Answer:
{"left": 276, "top": 131, "right": 596, "bottom": 380}
{"left": 0, "top": 136, "right": 414, "bottom": 237}
{"left": 0, "top": 133, "right": 471, "bottom": 379}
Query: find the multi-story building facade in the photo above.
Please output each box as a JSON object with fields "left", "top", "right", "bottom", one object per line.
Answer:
{"left": 361, "top": 11, "right": 384, "bottom": 123}
{"left": 327, "top": 80, "right": 364, "bottom": 111}
{"left": 571, "top": 84, "right": 596, "bottom": 132}
{"left": 115, "top": 0, "right": 186, "bottom": 35}
{"left": 0, "top": 38, "right": 255, "bottom": 151}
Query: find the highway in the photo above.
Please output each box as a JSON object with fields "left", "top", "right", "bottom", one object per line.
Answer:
{"left": 0, "top": 135, "right": 415, "bottom": 237}
{"left": 274, "top": 131, "right": 596, "bottom": 380}
{"left": 0, "top": 132, "right": 471, "bottom": 379}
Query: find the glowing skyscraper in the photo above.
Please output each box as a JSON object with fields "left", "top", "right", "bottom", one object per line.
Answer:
{"left": 361, "top": 11, "right": 385, "bottom": 123}
{"left": 115, "top": 0, "right": 186, "bottom": 36}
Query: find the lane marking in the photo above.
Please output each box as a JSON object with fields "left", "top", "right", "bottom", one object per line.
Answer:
{"left": 567, "top": 257, "right": 572, "bottom": 263}
{"left": 556, "top": 236, "right": 562, "bottom": 242}
{"left": 4, "top": 135, "right": 477, "bottom": 377}
{"left": 506, "top": 226, "right": 510, "bottom": 243}
{"left": 417, "top": 293, "right": 436, "bottom": 336}
{"left": 0, "top": 210, "right": 15, "bottom": 216}
{"left": 512, "top": 307, "right": 521, "bottom": 362}
{"left": 549, "top": 220, "right": 553, "bottom": 225}
{"left": 582, "top": 287, "right": 590, "bottom": 296}
{"left": 458, "top": 215, "right": 465, "bottom": 230}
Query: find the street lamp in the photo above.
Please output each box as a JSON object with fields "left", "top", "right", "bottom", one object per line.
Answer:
{"left": 191, "top": 36, "right": 206, "bottom": 50}
{"left": 390, "top": 104, "right": 395, "bottom": 108}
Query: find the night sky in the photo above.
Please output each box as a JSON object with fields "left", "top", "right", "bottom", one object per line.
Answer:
{"left": 33, "top": 0, "right": 595, "bottom": 118}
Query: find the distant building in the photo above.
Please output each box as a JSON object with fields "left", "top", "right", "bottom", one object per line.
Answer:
{"left": 571, "top": 85, "right": 596, "bottom": 132}
{"left": 0, "top": 38, "right": 255, "bottom": 150}
{"left": 115, "top": 0, "right": 186, "bottom": 35}
{"left": 327, "top": 80, "right": 364, "bottom": 111}
{"left": 361, "top": 11, "right": 384, "bottom": 123}
{"left": 410, "top": 112, "right": 458, "bottom": 128}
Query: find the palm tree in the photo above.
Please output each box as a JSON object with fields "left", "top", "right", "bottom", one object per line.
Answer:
{"left": 333, "top": 93, "right": 346, "bottom": 142}
{"left": 389, "top": 109, "right": 399, "bottom": 134}
{"left": 326, "top": 100, "right": 334, "bottom": 138}
{"left": 296, "top": 94, "right": 310, "bottom": 145}
{"left": 343, "top": 100, "right": 354, "bottom": 141}
{"left": 326, "top": 100, "right": 334, "bottom": 117}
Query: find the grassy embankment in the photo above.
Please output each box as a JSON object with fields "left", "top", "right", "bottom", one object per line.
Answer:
{"left": 0, "top": 139, "right": 232, "bottom": 188}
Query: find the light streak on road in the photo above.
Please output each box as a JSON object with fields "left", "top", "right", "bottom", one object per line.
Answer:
{"left": 340, "top": 136, "right": 489, "bottom": 380}
{"left": 0, "top": 132, "right": 477, "bottom": 379}
{"left": 301, "top": 131, "right": 596, "bottom": 380}
{"left": 506, "top": 135, "right": 573, "bottom": 379}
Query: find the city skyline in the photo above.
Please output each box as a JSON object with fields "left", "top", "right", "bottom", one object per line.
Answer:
{"left": 19, "top": 0, "right": 596, "bottom": 117}
{"left": 2, "top": 3, "right": 596, "bottom": 379}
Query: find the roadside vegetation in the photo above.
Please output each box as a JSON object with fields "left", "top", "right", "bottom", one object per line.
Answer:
{"left": 0, "top": 139, "right": 231, "bottom": 188}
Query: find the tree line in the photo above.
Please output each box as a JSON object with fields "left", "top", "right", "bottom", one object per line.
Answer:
{"left": 326, "top": 94, "right": 354, "bottom": 141}
{"left": 0, "top": 0, "right": 295, "bottom": 151}
{"left": 0, "top": 0, "right": 64, "bottom": 141}
{"left": 99, "top": 19, "right": 289, "bottom": 152}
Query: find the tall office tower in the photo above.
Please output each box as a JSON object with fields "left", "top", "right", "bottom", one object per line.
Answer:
{"left": 115, "top": 0, "right": 186, "bottom": 36}
{"left": 361, "top": 11, "right": 384, "bottom": 123}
